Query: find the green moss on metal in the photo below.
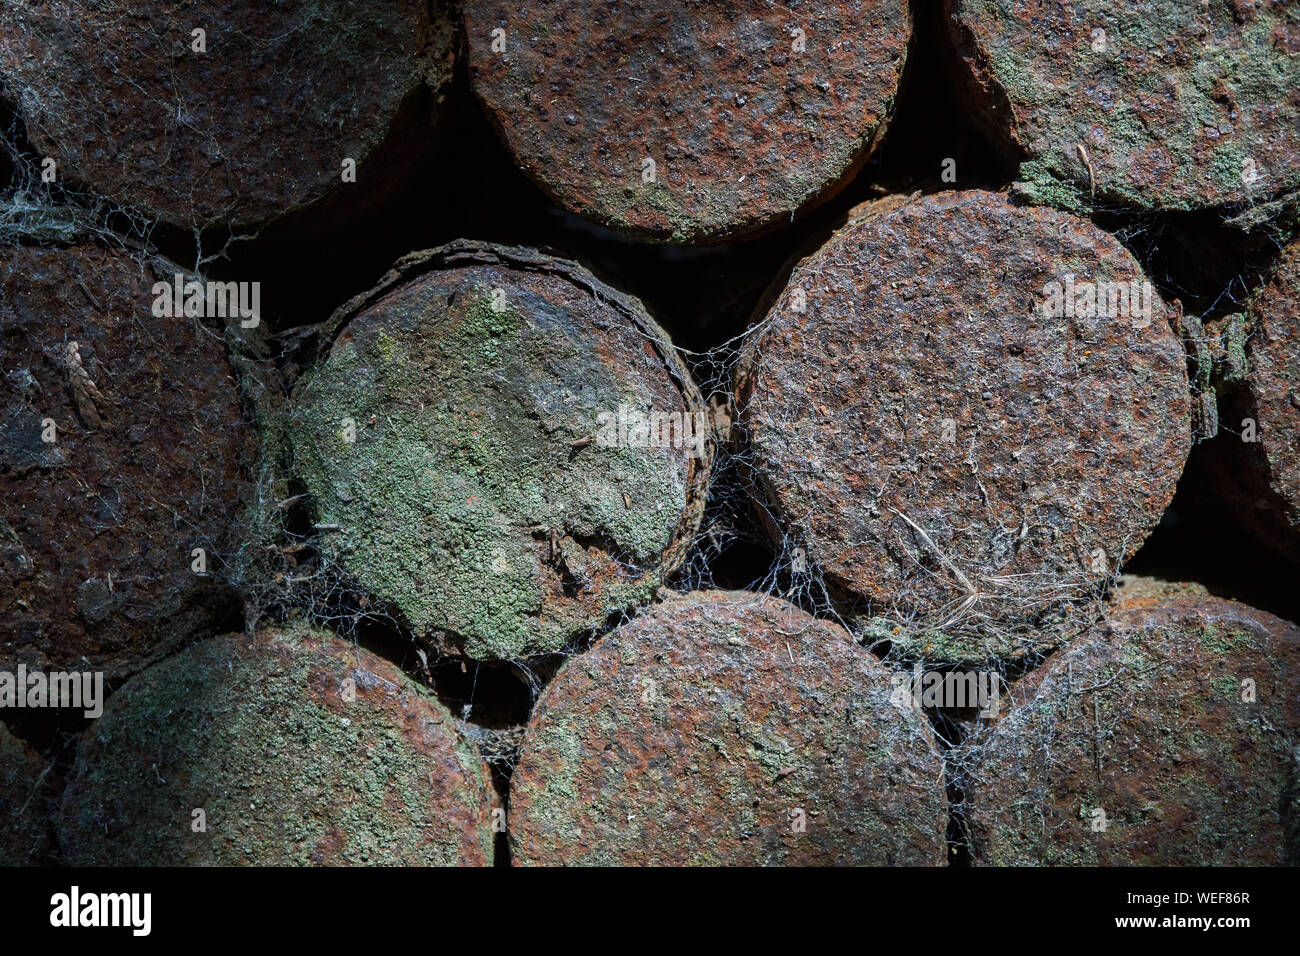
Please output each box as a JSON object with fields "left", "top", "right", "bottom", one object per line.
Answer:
{"left": 955, "top": 0, "right": 1300, "bottom": 220}
{"left": 288, "top": 242, "right": 710, "bottom": 661}
{"left": 58, "top": 623, "right": 494, "bottom": 866}
{"left": 960, "top": 598, "right": 1299, "bottom": 865}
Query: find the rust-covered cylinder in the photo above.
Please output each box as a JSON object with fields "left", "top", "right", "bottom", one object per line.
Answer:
{"left": 464, "top": 0, "right": 912, "bottom": 242}
{"left": 0, "top": 244, "right": 253, "bottom": 679}
{"left": 1206, "top": 240, "right": 1300, "bottom": 563}
{"left": 736, "top": 190, "right": 1192, "bottom": 662}
{"left": 942, "top": 0, "right": 1300, "bottom": 218}
{"left": 0, "top": 0, "right": 455, "bottom": 231}
{"left": 958, "top": 595, "right": 1300, "bottom": 865}
{"left": 508, "top": 590, "right": 949, "bottom": 865}
{"left": 287, "top": 241, "right": 713, "bottom": 662}
{"left": 58, "top": 625, "right": 495, "bottom": 866}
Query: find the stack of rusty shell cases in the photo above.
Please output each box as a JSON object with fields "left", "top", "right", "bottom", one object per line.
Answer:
{"left": 0, "top": 0, "right": 1296, "bottom": 868}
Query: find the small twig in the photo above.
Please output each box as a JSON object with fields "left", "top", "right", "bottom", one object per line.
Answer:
{"left": 16, "top": 762, "right": 54, "bottom": 816}
{"left": 1076, "top": 143, "right": 1096, "bottom": 197}
{"left": 75, "top": 278, "right": 101, "bottom": 310}
{"left": 1092, "top": 699, "right": 1103, "bottom": 781}
{"left": 890, "top": 507, "right": 977, "bottom": 595}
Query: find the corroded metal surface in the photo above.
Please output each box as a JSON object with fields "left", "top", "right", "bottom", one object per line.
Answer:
{"left": 1211, "top": 240, "right": 1300, "bottom": 560}
{"left": 0, "top": 723, "right": 48, "bottom": 866}
{"left": 736, "top": 190, "right": 1192, "bottom": 662}
{"left": 959, "top": 596, "right": 1300, "bottom": 865}
{"left": 58, "top": 625, "right": 495, "bottom": 865}
{"left": 288, "top": 241, "right": 713, "bottom": 662}
{"left": 1109, "top": 573, "right": 1210, "bottom": 612}
{"left": 0, "top": 0, "right": 454, "bottom": 230}
{"left": 464, "top": 0, "right": 912, "bottom": 243}
{"left": 943, "top": 0, "right": 1300, "bottom": 215}
{"left": 0, "top": 245, "right": 253, "bottom": 679}
{"left": 509, "top": 590, "right": 948, "bottom": 865}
